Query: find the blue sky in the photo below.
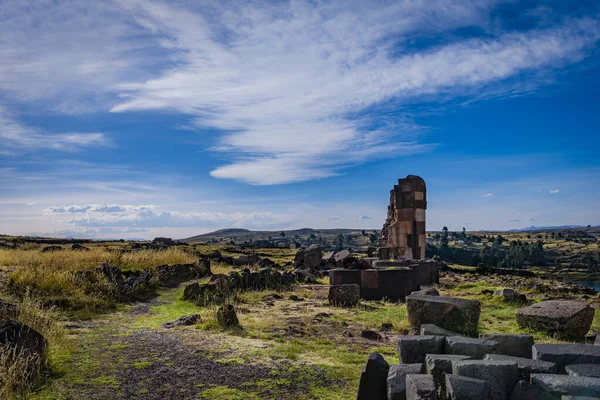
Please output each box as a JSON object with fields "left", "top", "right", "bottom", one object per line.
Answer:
{"left": 1, "top": 0, "right": 599, "bottom": 239}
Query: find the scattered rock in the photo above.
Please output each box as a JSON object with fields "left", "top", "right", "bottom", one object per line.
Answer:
{"left": 406, "top": 295, "right": 481, "bottom": 337}
{"left": 411, "top": 287, "right": 440, "bottom": 296}
{"left": 445, "top": 374, "right": 490, "bottom": 400}
{"left": 516, "top": 300, "right": 594, "bottom": 340}
{"left": 445, "top": 336, "right": 498, "bottom": 359}
{"left": 509, "top": 380, "right": 558, "bottom": 400}
{"left": 484, "top": 354, "right": 557, "bottom": 380}
{"left": 397, "top": 335, "right": 445, "bottom": 364}
{"left": 182, "top": 283, "right": 201, "bottom": 300}
{"left": 425, "top": 354, "right": 471, "bottom": 398}
{"left": 41, "top": 245, "right": 62, "bottom": 252}
{"left": 303, "top": 245, "right": 323, "bottom": 269}
{"left": 565, "top": 363, "right": 600, "bottom": 378}
{"left": 387, "top": 363, "right": 424, "bottom": 400}
{"left": 405, "top": 374, "right": 438, "bottom": 400}
{"left": 380, "top": 323, "right": 393, "bottom": 332}
{"left": 420, "top": 323, "right": 461, "bottom": 337}
{"left": 328, "top": 284, "right": 360, "bottom": 306}
{"left": 334, "top": 249, "right": 351, "bottom": 263}
{"left": 360, "top": 330, "right": 382, "bottom": 341}
{"left": 533, "top": 343, "right": 600, "bottom": 373}
{"left": 0, "top": 320, "right": 47, "bottom": 363}
{"left": 480, "top": 334, "right": 534, "bottom": 359}
{"left": 452, "top": 360, "right": 518, "bottom": 400}
{"left": 71, "top": 243, "right": 89, "bottom": 251}
{"left": 216, "top": 305, "right": 239, "bottom": 328}
{"left": 531, "top": 374, "right": 600, "bottom": 398}
{"left": 493, "top": 288, "right": 526, "bottom": 302}
{"left": 357, "top": 352, "right": 389, "bottom": 400}
{"left": 162, "top": 315, "right": 201, "bottom": 329}
{"left": 289, "top": 295, "right": 304, "bottom": 302}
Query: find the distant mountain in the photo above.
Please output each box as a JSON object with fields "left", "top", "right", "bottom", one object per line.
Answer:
{"left": 506, "top": 225, "right": 592, "bottom": 232}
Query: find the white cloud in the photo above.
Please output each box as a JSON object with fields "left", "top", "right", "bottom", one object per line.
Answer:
{"left": 327, "top": 216, "right": 340, "bottom": 221}
{"left": 25, "top": 202, "right": 37, "bottom": 206}
{"left": 482, "top": 193, "right": 494, "bottom": 197}
{"left": 45, "top": 203, "right": 294, "bottom": 230}
{"left": 357, "top": 215, "right": 372, "bottom": 220}
{"left": 1, "top": 1, "right": 599, "bottom": 184}
{"left": 0, "top": 107, "right": 110, "bottom": 153}
{"left": 109, "top": 2, "right": 600, "bottom": 184}
{"left": 550, "top": 189, "right": 560, "bottom": 194}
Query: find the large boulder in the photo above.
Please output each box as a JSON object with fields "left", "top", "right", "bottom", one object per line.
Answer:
{"left": 357, "top": 352, "right": 389, "bottom": 400}
{"left": 303, "top": 245, "right": 323, "bottom": 269}
{"left": 216, "top": 305, "right": 239, "bottom": 328}
{"left": 328, "top": 284, "right": 360, "bottom": 306}
{"left": 406, "top": 295, "right": 481, "bottom": 337}
{"left": 516, "top": 300, "right": 594, "bottom": 340}
{"left": 0, "top": 320, "right": 47, "bottom": 363}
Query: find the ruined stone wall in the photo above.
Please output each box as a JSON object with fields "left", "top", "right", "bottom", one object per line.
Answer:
{"left": 380, "top": 175, "right": 427, "bottom": 260}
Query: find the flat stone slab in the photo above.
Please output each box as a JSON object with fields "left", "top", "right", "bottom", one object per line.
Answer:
{"left": 516, "top": 300, "right": 594, "bottom": 340}
{"left": 388, "top": 364, "right": 425, "bottom": 400}
{"left": 445, "top": 336, "right": 498, "bottom": 359}
{"left": 484, "top": 354, "right": 556, "bottom": 380}
{"left": 510, "top": 380, "right": 558, "bottom": 400}
{"left": 533, "top": 344, "right": 600, "bottom": 373}
{"left": 406, "top": 374, "right": 438, "bottom": 400}
{"left": 406, "top": 295, "right": 481, "bottom": 337}
{"left": 531, "top": 373, "right": 600, "bottom": 398}
{"left": 357, "top": 352, "right": 389, "bottom": 400}
{"left": 398, "top": 336, "right": 445, "bottom": 364}
{"left": 480, "top": 334, "right": 534, "bottom": 359}
{"left": 452, "top": 360, "right": 518, "bottom": 400}
{"left": 565, "top": 364, "right": 600, "bottom": 378}
{"left": 425, "top": 354, "right": 471, "bottom": 398}
{"left": 328, "top": 284, "right": 360, "bottom": 306}
{"left": 421, "top": 324, "right": 461, "bottom": 337}
{"left": 445, "top": 375, "right": 490, "bottom": 400}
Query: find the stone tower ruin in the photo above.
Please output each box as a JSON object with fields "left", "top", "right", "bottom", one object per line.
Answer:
{"left": 379, "top": 175, "right": 427, "bottom": 260}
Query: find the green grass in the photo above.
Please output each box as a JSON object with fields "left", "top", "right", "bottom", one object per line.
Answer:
{"left": 198, "top": 386, "right": 260, "bottom": 399}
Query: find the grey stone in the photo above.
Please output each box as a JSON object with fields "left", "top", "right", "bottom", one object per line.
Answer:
{"left": 566, "top": 364, "right": 600, "bottom": 378}
{"left": 516, "top": 300, "right": 594, "bottom": 340}
{"left": 595, "top": 334, "right": 600, "bottom": 346}
{"left": 406, "top": 374, "right": 438, "bottom": 400}
{"left": 357, "top": 352, "right": 389, "bottom": 400}
{"left": 452, "top": 360, "right": 518, "bottom": 400}
{"left": 531, "top": 374, "right": 600, "bottom": 398}
{"left": 303, "top": 244, "right": 323, "bottom": 269}
{"left": 561, "top": 396, "right": 600, "bottom": 400}
{"left": 328, "top": 284, "right": 360, "bottom": 306}
{"left": 533, "top": 344, "right": 600, "bottom": 373}
{"left": 162, "top": 314, "right": 201, "bottom": 329}
{"left": 398, "top": 335, "right": 445, "bottom": 364}
{"left": 421, "top": 324, "right": 461, "bottom": 337}
{"left": 510, "top": 380, "right": 558, "bottom": 400}
{"left": 445, "top": 375, "right": 490, "bottom": 400}
{"left": 425, "top": 354, "right": 471, "bottom": 399}
{"left": 406, "top": 295, "right": 481, "bottom": 337}
{"left": 387, "top": 363, "right": 426, "bottom": 400}
{"left": 334, "top": 249, "right": 351, "bottom": 263}
{"left": 480, "top": 334, "right": 534, "bottom": 358}
{"left": 484, "top": 354, "right": 557, "bottom": 380}
{"left": 445, "top": 336, "right": 498, "bottom": 359}
{"left": 412, "top": 287, "right": 440, "bottom": 296}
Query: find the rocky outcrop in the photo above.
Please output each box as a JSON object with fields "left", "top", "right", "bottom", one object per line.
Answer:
{"left": 516, "top": 300, "right": 594, "bottom": 339}
{"left": 154, "top": 260, "right": 211, "bottom": 287}
{"left": 0, "top": 320, "right": 47, "bottom": 365}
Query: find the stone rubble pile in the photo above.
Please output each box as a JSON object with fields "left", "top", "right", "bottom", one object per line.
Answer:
{"left": 358, "top": 333, "right": 600, "bottom": 399}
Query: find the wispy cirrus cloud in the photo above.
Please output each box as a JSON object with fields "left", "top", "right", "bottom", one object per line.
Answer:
{"left": 0, "top": 107, "right": 110, "bottom": 153}
{"left": 482, "top": 193, "right": 495, "bottom": 197}
{"left": 550, "top": 189, "right": 561, "bottom": 194}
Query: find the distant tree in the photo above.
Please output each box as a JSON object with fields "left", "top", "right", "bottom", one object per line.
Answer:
{"left": 280, "top": 231, "right": 286, "bottom": 237}
{"left": 495, "top": 235, "right": 505, "bottom": 246}
{"left": 527, "top": 235, "right": 531, "bottom": 239}
{"left": 588, "top": 225, "right": 592, "bottom": 228}
{"left": 462, "top": 227, "right": 467, "bottom": 238}
{"left": 361, "top": 230, "right": 366, "bottom": 236}
{"left": 441, "top": 226, "right": 449, "bottom": 247}
{"left": 369, "top": 233, "right": 378, "bottom": 245}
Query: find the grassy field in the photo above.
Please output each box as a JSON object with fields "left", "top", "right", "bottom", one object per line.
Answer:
{"left": 0, "top": 240, "right": 599, "bottom": 399}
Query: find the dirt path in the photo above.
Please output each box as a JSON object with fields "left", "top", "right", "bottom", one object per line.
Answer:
{"left": 39, "top": 289, "right": 338, "bottom": 400}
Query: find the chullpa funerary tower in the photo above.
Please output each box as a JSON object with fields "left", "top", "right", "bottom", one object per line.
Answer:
{"left": 379, "top": 175, "right": 427, "bottom": 260}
